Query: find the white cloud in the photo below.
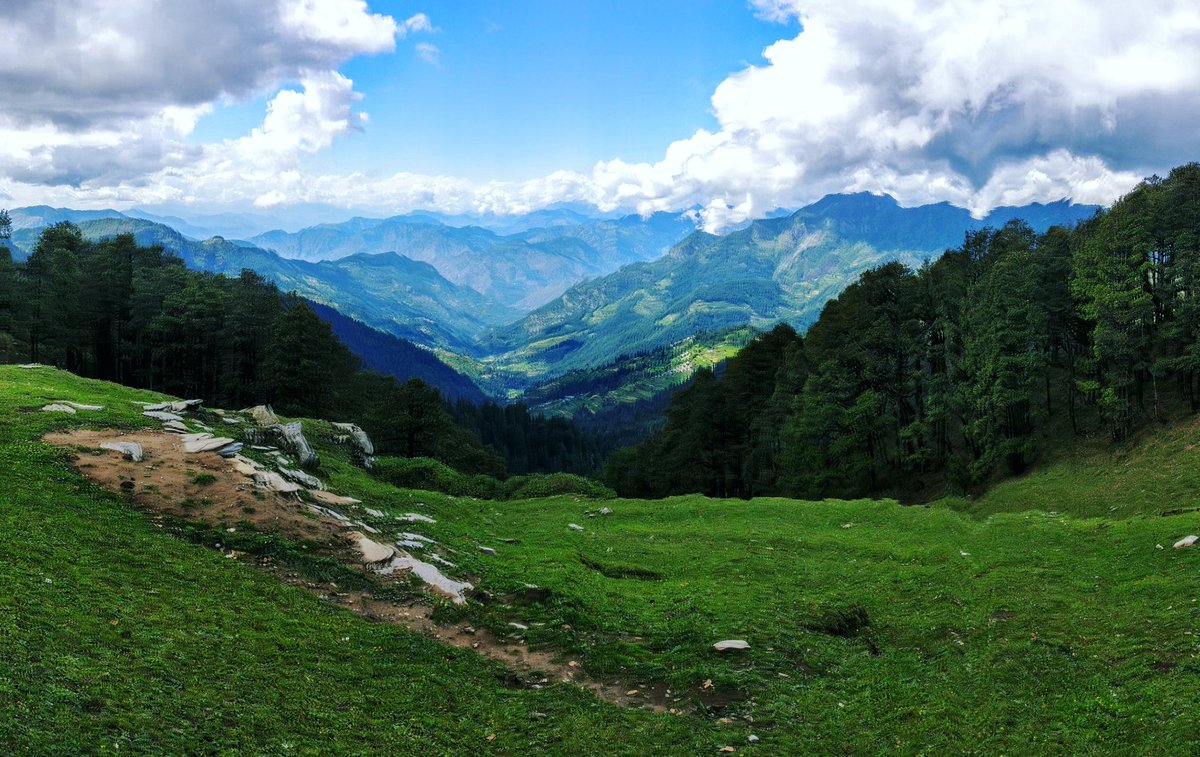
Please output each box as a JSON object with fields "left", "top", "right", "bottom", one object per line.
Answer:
{"left": 416, "top": 43, "right": 441, "bottom": 66}
{"left": 3, "top": 1, "right": 1199, "bottom": 231}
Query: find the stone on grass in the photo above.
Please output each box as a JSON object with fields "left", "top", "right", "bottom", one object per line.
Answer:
{"left": 100, "top": 441, "right": 144, "bottom": 462}
{"left": 363, "top": 506, "right": 384, "bottom": 518}
{"left": 281, "top": 421, "right": 319, "bottom": 470}
{"left": 713, "top": 640, "right": 750, "bottom": 651}
{"left": 278, "top": 466, "right": 322, "bottom": 490}
{"left": 347, "top": 532, "right": 396, "bottom": 564}
{"left": 478, "top": 545, "right": 497, "bottom": 555}
{"left": 17, "top": 363, "right": 43, "bottom": 369}
{"left": 308, "top": 504, "right": 351, "bottom": 523}
{"left": 244, "top": 405, "right": 281, "bottom": 428}
{"left": 375, "top": 553, "right": 473, "bottom": 604}
{"left": 1174, "top": 534, "right": 1199, "bottom": 549}
{"left": 216, "top": 442, "right": 243, "bottom": 458}
{"left": 253, "top": 471, "right": 302, "bottom": 493}
{"left": 182, "top": 436, "right": 237, "bottom": 454}
{"left": 143, "top": 410, "right": 184, "bottom": 422}
{"left": 60, "top": 401, "right": 104, "bottom": 411}
{"left": 568, "top": 523, "right": 584, "bottom": 532}
{"left": 306, "top": 490, "right": 362, "bottom": 508}
{"left": 41, "top": 404, "right": 76, "bottom": 414}
{"left": 399, "top": 512, "right": 436, "bottom": 524}
{"left": 162, "top": 420, "right": 189, "bottom": 434}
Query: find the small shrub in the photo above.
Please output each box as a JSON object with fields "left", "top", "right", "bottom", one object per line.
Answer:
{"left": 809, "top": 604, "right": 871, "bottom": 637}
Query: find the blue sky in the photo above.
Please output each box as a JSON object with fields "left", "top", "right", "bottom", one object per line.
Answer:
{"left": 190, "top": 2, "right": 790, "bottom": 181}
{"left": 2, "top": 1, "right": 1198, "bottom": 230}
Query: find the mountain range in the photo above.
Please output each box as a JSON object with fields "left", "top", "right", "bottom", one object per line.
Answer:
{"left": 6, "top": 194, "right": 1099, "bottom": 407}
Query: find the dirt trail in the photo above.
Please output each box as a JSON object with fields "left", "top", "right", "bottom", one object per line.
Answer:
{"left": 46, "top": 428, "right": 695, "bottom": 713}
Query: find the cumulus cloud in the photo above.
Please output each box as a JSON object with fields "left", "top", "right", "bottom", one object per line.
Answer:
{"left": 3, "top": 1, "right": 1199, "bottom": 230}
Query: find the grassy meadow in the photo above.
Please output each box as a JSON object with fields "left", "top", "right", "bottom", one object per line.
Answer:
{"left": 2, "top": 365, "right": 1198, "bottom": 754}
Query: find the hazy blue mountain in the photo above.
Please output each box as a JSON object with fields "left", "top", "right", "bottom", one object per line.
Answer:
{"left": 10, "top": 216, "right": 516, "bottom": 353}
{"left": 487, "top": 194, "right": 1100, "bottom": 378}
{"left": 250, "top": 212, "right": 698, "bottom": 310}
{"left": 8, "top": 205, "right": 133, "bottom": 231}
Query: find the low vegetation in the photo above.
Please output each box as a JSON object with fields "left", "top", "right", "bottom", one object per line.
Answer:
{"left": 4, "top": 365, "right": 1199, "bottom": 754}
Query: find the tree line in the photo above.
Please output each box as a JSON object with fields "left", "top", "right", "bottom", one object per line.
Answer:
{"left": 0, "top": 224, "right": 600, "bottom": 478}
{"left": 607, "top": 163, "right": 1200, "bottom": 500}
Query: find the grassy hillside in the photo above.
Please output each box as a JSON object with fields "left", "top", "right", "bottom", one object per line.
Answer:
{"left": 4, "top": 366, "right": 1200, "bottom": 754}
{"left": 939, "top": 414, "right": 1200, "bottom": 520}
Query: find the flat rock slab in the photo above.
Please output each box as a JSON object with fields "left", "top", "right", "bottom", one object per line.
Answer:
{"left": 568, "top": 523, "right": 585, "bottom": 531}
{"left": 308, "top": 504, "right": 352, "bottom": 523}
{"left": 278, "top": 466, "right": 322, "bottom": 490}
{"left": 348, "top": 532, "right": 396, "bottom": 564}
{"left": 307, "top": 490, "right": 362, "bottom": 507}
{"left": 713, "top": 640, "right": 750, "bottom": 651}
{"left": 162, "top": 420, "right": 189, "bottom": 434}
{"left": 143, "top": 410, "right": 184, "bottom": 422}
{"left": 478, "top": 545, "right": 497, "bottom": 555}
{"left": 59, "top": 401, "right": 104, "bottom": 411}
{"left": 253, "top": 471, "right": 302, "bottom": 493}
{"left": 376, "top": 553, "right": 473, "bottom": 604}
{"left": 42, "top": 404, "right": 76, "bottom": 414}
{"left": 399, "top": 513, "right": 436, "bottom": 524}
{"left": 182, "top": 436, "right": 237, "bottom": 454}
{"left": 1174, "top": 535, "right": 1199, "bottom": 549}
{"left": 18, "top": 363, "right": 43, "bottom": 369}
{"left": 99, "top": 441, "right": 145, "bottom": 462}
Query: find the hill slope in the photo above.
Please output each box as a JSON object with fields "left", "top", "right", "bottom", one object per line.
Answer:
{"left": 5, "top": 365, "right": 1199, "bottom": 754}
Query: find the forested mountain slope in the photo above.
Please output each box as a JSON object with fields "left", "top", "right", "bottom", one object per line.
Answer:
{"left": 489, "top": 193, "right": 1097, "bottom": 380}
{"left": 607, "top": 164, "right": 1200, "bottom": 501}
{"left": 8, "top": 217, "right": 517, "bottom": 353}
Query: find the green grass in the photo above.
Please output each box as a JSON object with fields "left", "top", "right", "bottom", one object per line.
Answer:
{"left": 938, "top": 416, "right": 1200, "bottom": 520}
{"left": 4, "top": 366, "right": 1200, "bottom": 754}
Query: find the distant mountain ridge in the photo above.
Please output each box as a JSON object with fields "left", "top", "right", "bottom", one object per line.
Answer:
{"left": 8, "top": 194, "right": 1100, "bottom": 405}
{"left": 484, "top": 193, "right": 1100, "bottom": 379}
{"left": 249, "top": 211, "right": 696, "bottom": 310}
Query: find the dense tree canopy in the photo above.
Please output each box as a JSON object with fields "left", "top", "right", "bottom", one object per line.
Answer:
{"left": 610, "top": 163, "right": 1200, "bottom": 500}
{"left": 0, "top": 226, "right": 606, "bottom": 478}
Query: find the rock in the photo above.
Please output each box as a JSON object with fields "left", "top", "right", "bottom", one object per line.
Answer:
{"left": 363, "top": 507, "right": 384, "bottom": 518}
{"left": 59, "top": 401, "right": 104, "bottom": 411}
{"left": 170, "top": 399, "right": 203, "bottom": 412}
{"left": 230, "top": 456, "right": 260, "bottom": 477}
{"left": 308, "top": 504, "right": 351, "bottom": 522}
{"left": 41, "top": 404, "right": 76, "bottom": 414}
{"left": 428, "top": 553, "right": 456, "bottom": 568}
{"left": 99, "top": 441, "right": 144, "bottom": 462}
{"left": 182, "top": 436, "right": 237, "bottom": 454}
{"left": 375, "top": 553, "right": 474, "bottom": 604}
{"left": 509, "top": 622, "right": 529, "bottom": 631}
{"left": 598, "top": 507, "right": 613, "bottom": 516}
{"left": 216, "top": 442, "right": 243, "bottom": 458}
{"left": 244, "top": 405, "right": 281, "bottom": 428}
{"left": 1174, "top": 535, "right": 1199, "bottom": 549}
{"left": 399, "top": 513, "right": 436, "bottom": 524}
{"left": 17, "top": 363, "right": 43, "bottom": 369}
{"left": 398, "top": 532, "right": 435, "bottom": 544}
{"left": 162, "top": 420, "right": 189, "bottom": 434}
{"left": 143, "top": 410, "right": 184, "bottom": 422}
{"left": 280, "top": 421, "right": 319, "bottom": 470}
{"left": 478, "top": 546, "right": 497, "bottom": 555}
{"left": 713, "top": 640, "right": 750, "bottom": 651}
{"left": 347, "top": 532, "right": 396, "bottom": 564}
{"left": 331, "top": 422, "right": 375, "bottom": 468}
{"left": 278, "top": 466, "right": 322, "bottom": 489}
{"left": 253, "top": 471, "right": 302, "bottom": 493}
{"left": 748, "top": 735, "right": 760, "bottom": 743}
{"left": 306, "top": 490, "right": 362, "bottom": 507}
{"left": 568, "top": 523, "right": 584, "bottom": 532}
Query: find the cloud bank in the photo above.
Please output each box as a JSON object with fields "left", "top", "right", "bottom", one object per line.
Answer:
{"left": 2, "top": 0, "right": 1198, "bottom": 230}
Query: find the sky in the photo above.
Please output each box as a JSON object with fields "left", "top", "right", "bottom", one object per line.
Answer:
{"left": 1, "top": 0, "right": 1199, "bottom": 231}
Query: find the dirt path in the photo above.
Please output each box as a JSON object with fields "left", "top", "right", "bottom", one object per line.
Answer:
{"left": 46, "top": 428, "right": 695, "bottom": 714}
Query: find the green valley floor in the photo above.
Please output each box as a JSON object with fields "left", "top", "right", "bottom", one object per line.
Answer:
{"left": 2, "top": 365, "right": 1198, "bottom": 755}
